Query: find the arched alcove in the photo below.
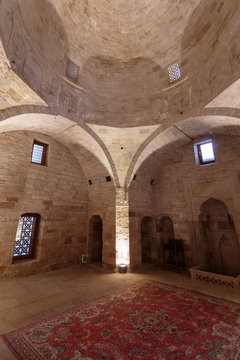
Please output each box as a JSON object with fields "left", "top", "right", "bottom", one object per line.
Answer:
{"left": 141, "top": 216, "right": 156, "bottom": 264}
{"left": 199, "top": 198, "right": 240, "bottom": 276}
{"left": 88, "top": 215, "right": 103, "bottom": 263}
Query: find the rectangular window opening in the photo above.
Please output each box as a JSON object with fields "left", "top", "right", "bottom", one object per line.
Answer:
{"left": 13, "top": 214, "right": 39, "bottom": 260}
{"left": 31, "top": 140, "right": 47, "bottom": 165}
{"left": 194, "top": 140, "right": 215, "bottom": 166}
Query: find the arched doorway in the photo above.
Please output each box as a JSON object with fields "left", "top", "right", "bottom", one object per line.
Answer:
{"left": 88, "top": 215, "right": 103, "bottom": 263}
{"left": 141, "top": 216, "right": 156, "bottom": 264}
{"left": 199, "top": 198, "right": 240, "bottom": 276}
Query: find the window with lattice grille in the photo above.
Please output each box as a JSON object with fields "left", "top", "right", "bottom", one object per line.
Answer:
{"left": 168, "top": 62, "right": 181, "bottom": 83}
{"left": 66, "top": 59, "right": 79, "bottom": 81}
{"left": 13, "top": 214, "right": 39, "bottom": 260}
{"left": 31, "top": 140, "right": 47, "bottom": 165}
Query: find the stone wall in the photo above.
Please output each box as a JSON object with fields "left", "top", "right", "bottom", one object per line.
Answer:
{"left": 0, "top": 131, "right": 88, "bottom": 278}
{"left": 87, "top": 176, "right": 116, "bottom": 271}
{"left": 129, "top": 134, "right": 240, "bottom": 271}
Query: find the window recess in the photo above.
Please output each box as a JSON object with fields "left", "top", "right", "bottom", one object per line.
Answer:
{"left": 194, "top": 140, "right": 215, "bottom": 166}
{"left": 13, "top": 214, "right": 40, "bottom": 260}
{"left": 31, "top": 140, "right": 47, "bottom": 165}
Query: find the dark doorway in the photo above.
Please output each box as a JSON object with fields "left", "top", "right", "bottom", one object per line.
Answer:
{"left": 88, "top": 215, "right": 103, "bottom": 263}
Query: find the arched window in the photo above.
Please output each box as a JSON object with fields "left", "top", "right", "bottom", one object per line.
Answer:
{"left": 13, "top": 214, "right": 40, "bottom": 260}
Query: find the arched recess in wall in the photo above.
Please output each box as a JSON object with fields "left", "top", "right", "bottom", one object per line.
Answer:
{"left": 0, "top": 113, "right": 116, "bottom": 184}
{"left": 125, "top": 114, "right": 240, "bottom": 189}
{"left": 141, "top": 216, "right": 156, "bottom": 264}
{"left": 0, "top": 112, "right": 119, "bottom": 274}
{"left": 88, "top": 215, "right": 103, "bottom": 263}
{"left": 199, "top": 198, "right": 240, "bottom": 276}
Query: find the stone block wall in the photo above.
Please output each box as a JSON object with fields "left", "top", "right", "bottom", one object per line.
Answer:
{"left": 129, "top": 134, "right": 240, "bottom": 271}
{"left": 87, "top": 176, "right": 116, "bottom": 271}
{"left": 0, "top": 131, "right": 88, "bottom": 278}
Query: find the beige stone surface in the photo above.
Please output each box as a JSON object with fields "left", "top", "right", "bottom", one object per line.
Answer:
{"left": 1, "top": 264, "right": 240, "bottom": 359}
{"left": 0, "top": 0, "right": 240, "bottom": 337}
{"left": 0, "top": 131, "right": 88, "bottom": 277}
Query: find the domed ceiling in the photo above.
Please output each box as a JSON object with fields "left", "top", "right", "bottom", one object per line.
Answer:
{"left": 0, "top": 0, "right": 240, "bottom": 127}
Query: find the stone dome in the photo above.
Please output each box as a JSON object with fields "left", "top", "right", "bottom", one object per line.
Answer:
{"left": 1, "top": 0, "right": 240, "bottom": 126}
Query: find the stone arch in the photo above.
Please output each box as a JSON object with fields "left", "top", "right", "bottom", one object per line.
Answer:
{"left": 88, "top": 215, "right": 103, "bottom": 263}
{"left": 199, "top": 198, "right": 240, "bottom": 276}
{"left": 0, "top": 113, "right": 117, "bottom": 185}
{"left": 125, "top": 114, "right": 240, "bottom": 189}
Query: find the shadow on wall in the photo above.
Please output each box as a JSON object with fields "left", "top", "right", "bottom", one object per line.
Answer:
{"left": 140, "top": 215, "right": 175, "bottom": 266}
{"left": 180, "top": 0, "right": 240, "bottom": 106}
{"left": 0, "top": 0, "right": 69, "bottom": 98}
{"left": 198, "top": 198, "right": 240, "bottom": 277}
{"left": 88, "top": 215, "right": 103, "bottom": 263}
{"left": 141, "top": 216, "right": 156, "bottom": 264}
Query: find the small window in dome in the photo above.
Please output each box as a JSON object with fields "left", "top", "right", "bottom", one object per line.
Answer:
{"left": 194, "top": 140, "right": 215, "bottom": 166}
{"left": 66, "top": 59, "right": 79, "bottom": 81}
{"left": 168, "top": 62, "right": 181, "bottom": 83}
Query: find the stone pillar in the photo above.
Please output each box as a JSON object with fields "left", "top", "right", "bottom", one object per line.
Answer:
{"left": 115, "top": 187, "right": 130, "bottom": 266}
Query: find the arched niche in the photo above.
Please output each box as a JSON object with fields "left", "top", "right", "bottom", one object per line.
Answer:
{"left": 88, "top": 215, "right": 103, "bottom": 263}
{"left": 141, "top": 216, "right": 156, "bottom": 264}
{"left": 199, "top": 198, "right": 240, "bottom": 276}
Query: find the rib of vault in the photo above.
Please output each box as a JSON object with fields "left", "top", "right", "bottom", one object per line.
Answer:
{"left": 87, "top": 123, "right": 159, "bottom": 187}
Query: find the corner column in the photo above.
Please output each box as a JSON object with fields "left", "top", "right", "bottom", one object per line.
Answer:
{"left": 115, "top": 187, "right": 130, "bottom": 267}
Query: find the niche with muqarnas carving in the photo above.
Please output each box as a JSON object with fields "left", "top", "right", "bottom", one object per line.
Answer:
{"left": 199, "top": 198, "right": 240, "bottom": 277}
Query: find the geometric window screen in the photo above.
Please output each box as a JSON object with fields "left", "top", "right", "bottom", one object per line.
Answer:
{"left": 31, "top": 140, "right": 47, "bottom": 165}
{"left": 66, "top": 59, "right": 79, "bottom": 81}
{"left": 13, "top": 214, "right": 39, "bottom": 260}
{"left": 168, "top": 62, "right": 181, "bottom": 83}
{"left": 197, "top": 141, "right": 215, "bottom": 165}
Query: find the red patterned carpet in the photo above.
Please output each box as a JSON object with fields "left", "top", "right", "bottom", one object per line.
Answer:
{"left": 2, "top": 280, "right": 240, "bottom": 359}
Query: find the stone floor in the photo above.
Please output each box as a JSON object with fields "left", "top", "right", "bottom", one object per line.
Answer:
{"left": 0, "top": 264, "right": 240, "bottom": 359}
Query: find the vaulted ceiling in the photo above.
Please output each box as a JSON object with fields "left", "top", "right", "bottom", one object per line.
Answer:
{"left": 1, "top": 0, "right": 240, "bottom": 127}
